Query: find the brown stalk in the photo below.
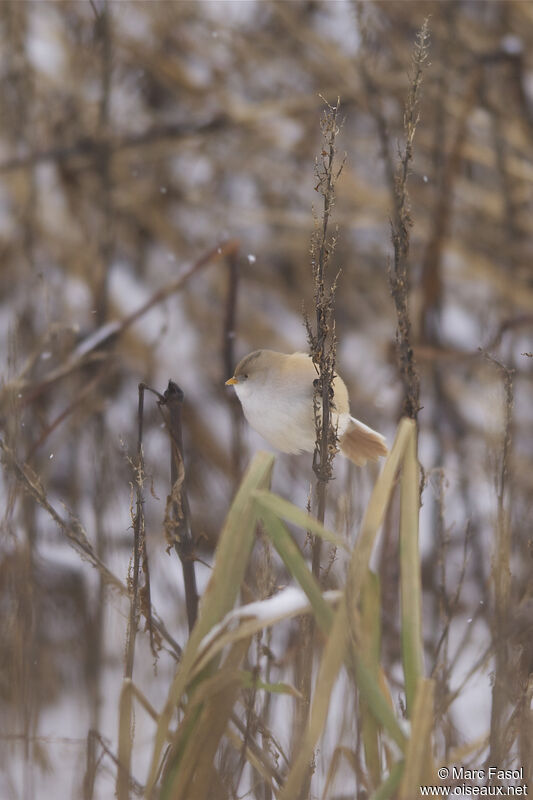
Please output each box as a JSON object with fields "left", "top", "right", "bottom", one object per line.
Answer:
{"left": 484, "top": 353, "right": 515, "bottom": 769}
{"left": 388, "top": 19, "right": 430, "bottom": 421}
{"left": 158, "top": 380, "right": 199, "bottom": 633}
{"left": 124, "top": 383, "right": 147, "bottom": 681}
{"left": 419, "top": 65, "right": 481, "bottom": 344}
{"left": 305, "top": 96, "right": 344, "bottom": 570}
{"left": 116, "top": 382, "right": 147, "bottom": 800}
{"left": 297, "top": 96, "right": 344, "bottom": 800}
{"left": 423, "top": 18, "right": 473, "bottom": 711}
{"left": 222, "top": 249, "right": 243, "bottom": 484}
{"left": 85, "top": 8, "right": 113, "bottom": 793}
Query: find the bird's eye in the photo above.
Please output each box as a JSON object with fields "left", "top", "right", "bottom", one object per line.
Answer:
{"left": 243, "top": 374, "right": 248, "bottom": 379}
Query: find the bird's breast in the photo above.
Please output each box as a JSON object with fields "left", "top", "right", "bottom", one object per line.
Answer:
{"left": 237, "top": 384, "right": 316, "bottom": 454}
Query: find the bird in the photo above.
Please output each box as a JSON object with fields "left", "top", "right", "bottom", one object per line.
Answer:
{"left": 225, "top": 349, "right": 387, "bottom": 466}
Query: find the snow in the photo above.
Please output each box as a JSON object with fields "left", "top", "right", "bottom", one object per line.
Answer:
{"left": 200, "top": 585, "right": 342, "bottom": 653}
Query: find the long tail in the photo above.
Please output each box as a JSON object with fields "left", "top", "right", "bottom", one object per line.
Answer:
{"left": 340, "top": 417, "right": 388, "bottom": 467}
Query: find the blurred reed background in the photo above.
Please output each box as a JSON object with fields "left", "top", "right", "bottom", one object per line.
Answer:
{"left": 1, "top": 1, "right": 532, "bottom": 798}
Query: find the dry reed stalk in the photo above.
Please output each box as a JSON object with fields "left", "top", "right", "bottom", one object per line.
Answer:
{"left": 222, "top": 249, "right": 243, "bottom": 484}
{"left": 295, "top": 98, "right": 344, "bottom": 798}
{"left": 484, "top": 353, "right": 515, "bottom": 769}
{"left": 304, "top": 96, "right": 344, "bottom": 567}
{"left": 84, "top": 11, "right": 113, "bottom": 791}
{"left": 116, "top": 384, "right": 146, "bottom": 800}
{"left": 124, "top": 383, "right": 146, "bottom": 678}
{"left": 158, "top": 380, "right": 198, "bottom": 633}
{"left": 389, "top": 19, "right": 430, "bottom": 421}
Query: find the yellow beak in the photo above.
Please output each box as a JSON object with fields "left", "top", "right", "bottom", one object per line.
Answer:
{"left": 225, "top": 377, "right": 238, "bottom": 386}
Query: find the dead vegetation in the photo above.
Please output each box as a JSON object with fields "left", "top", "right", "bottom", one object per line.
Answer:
{"left": 0, "top": 2, "right": 532, "bottom": 799}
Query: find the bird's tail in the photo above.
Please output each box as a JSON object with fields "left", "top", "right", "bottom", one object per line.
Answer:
{"left": 339, "top": 417, "right": 388, "bottom": 467}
